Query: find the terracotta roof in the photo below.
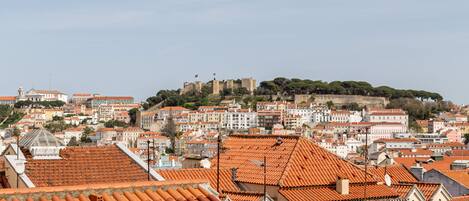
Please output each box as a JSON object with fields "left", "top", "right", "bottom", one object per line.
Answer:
{"left": 414, "top": 183, "right": 442, "bottom": 200}
{"left": 212, "top": 134, "right": 377, "bottom": 187}
{"left": 400, "top": 149, "right": 432, "bottom": 157}
{"left": 451, "top": 150, "right": 469, "bottom": 156}
{"left": 0, "top": 180, "right": 220, "bottom": 201}
{"left": 279, "top": 184, "right": 399, "bottom": 201}
{"left": 160, "top": 106, "right": 190, "bottom": 111}
{"left": 222, "top": 191, "right": 266, "bottom": 201}
{"left": 452, "top": 195, "right": 469, "bottom": 201}
{"left": 427, "top": 142, "right": 466, "bottom": 148}
{"left": 391, "top": 184, "right": 415, "bottom": 198}
{"left": 368, "top": 165, "right": 418, "bottom": 184}
{"left": 0, "top": 96, "right": 16, "bottom": 101}
{"left": 157, "top": 168, "right": 239, "bottom": 192}
{"left": 394, "top": 156, "right": 469, "bottom": 171}
{"left": 92, "top": 96, "right": 133, "bottom": 100}
{"left": 24, "top": 145, "right": 151, "bottom": 187}
{"left": 374, "top": 138, "right": 420, "bottom": 143}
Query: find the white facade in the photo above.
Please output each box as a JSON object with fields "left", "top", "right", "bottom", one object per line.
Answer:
{"left": 222, "top": 109, "right": 257, "bottom": 130}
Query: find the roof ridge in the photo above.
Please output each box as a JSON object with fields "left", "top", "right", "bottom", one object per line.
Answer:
{"left": 277, "top": 136, "right": 302, "bottom": 186}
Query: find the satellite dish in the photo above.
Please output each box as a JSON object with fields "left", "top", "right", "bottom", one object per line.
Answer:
{"left": 384, "top": 174, "right": 392, "bottom": 186}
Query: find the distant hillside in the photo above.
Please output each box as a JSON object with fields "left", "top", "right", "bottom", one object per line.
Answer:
{"left": 256, "top": 77, "right": 443, "bottom": 101}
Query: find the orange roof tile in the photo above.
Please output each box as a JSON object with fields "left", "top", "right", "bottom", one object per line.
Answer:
{"left": 375, "top": 138, "right": 420, "bottom": 143}
{"left": 452, "top": 195, "right": 469, "bottom": 201}
{"left": 92, "top": 96, "right": 133, "bottom": 100}
{"left": 391, "top": 184, "right": 415, "bottom": 198}
{"left": 158, "top": 168, "right": 240, "bottom": 192}
{"left": 279, "top": 184, "right": 399, "bottom": 201}
{"left": 0, "top": 180, "right": 220, "bottom": 201}
{"left": 400, "top": 149, "right": 432, "bottom": 157}
{"left": 24, "top": 145, "right": 151, "bottom": 187}
{"left": 394, "top": 156, "right": 469, "bottom": 171}
{"left": 222, "top": 191, "right": 266, "bottom": 201}
{"left": 414, "top": 183, "right": 442, "bottom": 200}
{"left": 368, "top": 165, "right": 418, "bottom": 184}
{"left": 0, "top": 96, "right": 16, "bottom": 101}
{"left": 212, "top": 134, "right": 378, "bottom": 187}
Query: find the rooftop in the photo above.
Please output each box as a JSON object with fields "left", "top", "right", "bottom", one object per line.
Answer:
{"left": 157, "top": 168, "right": 240, "bottom": 192}
{"left": 212, "top": 134, "right": 378, "bottom": 187}
{"left": 22, "top": 144, "right": 160, "bottom": 187}
{"left": 368, "top": 165, "right": 418, "bottom": 185}
{"left": 279, "top": 184, "right": 399, "bottom": 201}
{"left": 0, "top": 180, "right": 219, "bottom": 201}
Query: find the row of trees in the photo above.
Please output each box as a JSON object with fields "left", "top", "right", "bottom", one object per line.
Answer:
{"left": 256, "top": 78, "right": 443, "bottom": 101}
{"left": 14, "top": 100, "right": 65, "bottom": 108}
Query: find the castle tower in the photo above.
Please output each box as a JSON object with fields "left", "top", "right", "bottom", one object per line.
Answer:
{"left": 212, "top": 80, "right": 220, "bottom": 95}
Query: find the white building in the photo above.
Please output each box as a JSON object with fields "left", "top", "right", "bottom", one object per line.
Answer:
{"left": 222, "top": 109, "right": 257, "bottom": 130}
{"left": 20, "top": 88, "right": 68, "bottom": 103}
{"left": 365, "top": 109, "right": 409, "bottom": 129}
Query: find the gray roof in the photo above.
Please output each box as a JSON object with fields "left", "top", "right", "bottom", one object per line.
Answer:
{"left": 19, "top": 129, "right": 64, "bottom": 149}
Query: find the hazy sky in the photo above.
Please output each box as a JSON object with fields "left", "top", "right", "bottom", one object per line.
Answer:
{"left": 1, "top": 1, "right": 468, "bottom": 103}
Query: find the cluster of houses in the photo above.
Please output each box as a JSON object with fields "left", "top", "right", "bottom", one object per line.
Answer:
{"left": 1, "top": 87, "right": 469, "bottom": 200}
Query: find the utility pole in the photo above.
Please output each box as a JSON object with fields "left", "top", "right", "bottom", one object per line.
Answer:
{"left": 263, "top": 155, "right": 267, "bottom": 201}
{"left": 147, "top": 140, "right": 151, "bottom": 181}
{"left": 16, "top": 133, "right": 19, "bottom": 188}
{"left": 363, "top": 127, "right": 369, "bottom": 199}
{"left": 217, "top": 130, "right": 221, "bottom": 193}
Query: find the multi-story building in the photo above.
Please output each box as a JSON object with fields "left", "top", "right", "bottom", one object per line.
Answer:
{"left": 88, "top": 96, "right": 134, "bottom": 108}
{"left": 257, "top": 110, "right": 283, "bottom": 130}
{"left": 157, "top": 106, "right": 191, "bottom": 121}
{"left": 365, "top": 108, "right": 409, "bottom": 129}
{"left": 286, "top": 104, "right": 313, "bottom": 125}
{"left": 71, "top": 93, "right": 94, "bottom": 105}
{"left": 0, "top": 96, "right": 16, "bottom": 105}
{"left": 311, "top": 104, "right": 331, "bottom": 123}
{"left": 20, "top": 89, "right": 69, "bottom": 102}
{"left": 330, "top": 110, "right": 351, "bottom": 123}
{"left": 97, "top": 103, "right": 140, "bottom": 123}
{"left": 429, "top": 119, "right": 446, "bottom": 133}
{"left": 256, "top": 101, "right": 292, "bottom": 112}
{"left": 222, "top": 108, "right": 257, "bottom": 130}
{"left": 120, "top": 127, "right": 144, "bottom": 148}
{"left": 283, "top": 114, "right": 302, "bottom": 129}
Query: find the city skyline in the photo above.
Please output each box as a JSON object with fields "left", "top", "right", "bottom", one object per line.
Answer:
{"left": 2, "top": 1, "right": 469, "bottom": 103}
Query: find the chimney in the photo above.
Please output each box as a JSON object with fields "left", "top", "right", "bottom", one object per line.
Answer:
{"left": 336, "top": 175, "right": 349, "bottom": 195}
{"left": 410, "top": 164, "right": 424, "bottom": 181}
{"left": 231, "top": 167, "right": 238, "bottom": 181}
{"left": 275, "top": 137, "right": 283, "bottom": 146}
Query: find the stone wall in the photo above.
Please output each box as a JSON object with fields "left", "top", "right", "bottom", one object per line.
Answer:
{"left": 295, "top": 94, "right": 389, "bottom": 108}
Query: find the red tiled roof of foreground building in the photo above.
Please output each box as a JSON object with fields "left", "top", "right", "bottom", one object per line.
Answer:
{"left": 413, "top": 183, "right": 443, "bottom": 200}
{"left": 0, "top": 180, "right": 220, "bottom": 201}
{"left": 222, "top": 191, "right": 266, "bottom": 201}
{"left": 157, "top": 168, "right": 240, "bottom": 192}
{"left": 368, "top": 165, "right": 418, "bottom": 184}
{"left": 212, "top": 134, "right": 378, "bottom": 187}
{"left": 24, "top": 145, "right": 151, "bottom": 187}
{"left": 279, "top": 184, "right": 399, "bottom": 201}
{"left": 391, "top": 184, "right": 415, "bottom": 198}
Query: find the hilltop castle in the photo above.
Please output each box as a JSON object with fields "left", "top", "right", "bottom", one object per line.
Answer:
{"left": 181, "top": 77, "right": 256, "bottom": 95}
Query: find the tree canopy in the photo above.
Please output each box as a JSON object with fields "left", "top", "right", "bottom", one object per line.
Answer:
{"left": 256, "top": 78, "right": 443, "bottom": 101}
